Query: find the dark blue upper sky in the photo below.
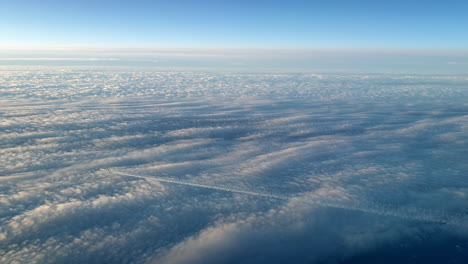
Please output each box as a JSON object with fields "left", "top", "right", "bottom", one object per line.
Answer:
{"left": 2, "top": 0, "right": 468, "bottom": 49}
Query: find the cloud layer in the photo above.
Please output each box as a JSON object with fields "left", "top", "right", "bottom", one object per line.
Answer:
{"left": 1, "top": 67, "right": 467, "bottom": 263}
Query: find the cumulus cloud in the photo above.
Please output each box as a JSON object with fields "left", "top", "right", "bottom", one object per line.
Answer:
{"left": 0, "top": 66, "right": 467, "bottom": 263}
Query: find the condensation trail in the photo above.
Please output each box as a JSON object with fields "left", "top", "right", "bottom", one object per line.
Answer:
{"left": 110, "top": 170, "right": 468, "bottom": 228}
{"left": 111, "top": 170, "right": 288, "bottom": 200}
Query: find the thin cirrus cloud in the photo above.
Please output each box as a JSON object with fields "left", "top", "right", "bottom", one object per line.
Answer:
{"left": 0, "top": 57, "right": 119, "bottom": 61}
{"left": 1, "top": 47, "right": 468, "bottom": 73}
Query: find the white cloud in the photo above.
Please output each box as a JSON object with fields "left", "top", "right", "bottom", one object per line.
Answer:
{"left": 1, "top": 66, "right": 467, "bottom": 263}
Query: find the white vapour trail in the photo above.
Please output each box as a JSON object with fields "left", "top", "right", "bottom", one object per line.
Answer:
{"left": 111, "top": 170, "right": 287, "bottom": 200}
{"left": 110, "top": 170, "right": 468, "bottom": 227}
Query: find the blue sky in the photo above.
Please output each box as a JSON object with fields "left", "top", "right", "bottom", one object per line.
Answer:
{"left": 2, "top": 0, "right": 468, "bottom": 49}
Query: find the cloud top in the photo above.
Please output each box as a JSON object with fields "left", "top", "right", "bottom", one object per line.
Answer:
{"left": 1, "top": 67, "right": 467, "bottom": 263}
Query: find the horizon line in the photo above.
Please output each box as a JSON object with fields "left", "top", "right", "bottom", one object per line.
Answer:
{"left": 1, "top": 45, "right": 468, "bottom": 55}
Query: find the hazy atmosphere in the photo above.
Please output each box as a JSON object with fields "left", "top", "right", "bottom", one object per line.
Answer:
{"left": 1, "top": 1, "right": 467, "bottom": 264}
